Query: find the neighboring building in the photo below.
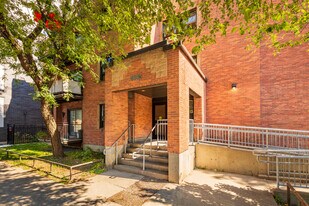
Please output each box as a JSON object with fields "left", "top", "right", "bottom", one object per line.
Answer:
{"left": 52, "top": 6, "right": 308, "bottom": 183}
{"left": 0, "top": 65, "right": 43, "bottom": 141}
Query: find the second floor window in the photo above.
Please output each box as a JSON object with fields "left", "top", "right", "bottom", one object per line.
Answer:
{"left": 186, "top": 9, "right": 197, "bottom": 26}
{"left": 162, "top": 8, "right": 197, "bottom": 39}
{"left": 100, "top": 62, "right": 106, "bottom": 81}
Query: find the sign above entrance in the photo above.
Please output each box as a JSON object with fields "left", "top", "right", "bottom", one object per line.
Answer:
{"left": 130, "top": 74, "right": 142, "bottom": 81}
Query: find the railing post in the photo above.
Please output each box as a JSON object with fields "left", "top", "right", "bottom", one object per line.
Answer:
{"left": 266, "top": 129, "right": 269, "bottom": 149}
{"left": 133, "top": 124, "right": 135, "bottom": 143}
{"left": 287, "top": 183, "right": 291, "bottom": 206}
{"left": 228, "top": 126, "right": 231, "bottom": 147}
{"left": 143, "top": 145, "right": 145, "bottom": 171}
{"left": 276, "top": 156, "right": 279, "bottom": 188}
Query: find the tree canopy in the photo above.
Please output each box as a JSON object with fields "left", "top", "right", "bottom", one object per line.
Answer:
{"left": 0, "top": 0, "right": 307, "bottom": 156}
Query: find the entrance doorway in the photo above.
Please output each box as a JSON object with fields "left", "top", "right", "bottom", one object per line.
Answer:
{"left": 152, "top": 97, "right": 167, "bottom": 126}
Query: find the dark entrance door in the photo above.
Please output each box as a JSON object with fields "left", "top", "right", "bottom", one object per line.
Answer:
{"left": 152, "top": 97, "right": 167, "bottom": 140}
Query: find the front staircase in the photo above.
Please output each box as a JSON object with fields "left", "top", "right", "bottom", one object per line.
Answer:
{"left": 114, "top": 141, "right": 169, "bottom": 180}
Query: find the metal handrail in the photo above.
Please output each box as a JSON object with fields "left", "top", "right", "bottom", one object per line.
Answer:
{"left": 194, "top": 123, "right": 309, "bottom": 149}
{"left": 287, "top": 182, "right": 309, "bottom": 206}
{"left": 133, "top": 124, "right": 158, "bottom": 170}
{"left": 194, "top": 123, "right": 309, "bottom": 133}
{"left": 103, "top": 123, "right": 135, "bottom": 165}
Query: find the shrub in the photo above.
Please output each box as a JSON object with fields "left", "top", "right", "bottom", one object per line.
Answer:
{"left": 36, "top": 131, "right": 49, "bottom": 142}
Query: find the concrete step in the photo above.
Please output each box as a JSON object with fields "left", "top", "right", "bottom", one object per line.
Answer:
{"left": 123, "top": 153, "right": 168, "bottom": 164}
{"left": 119, "top": 158, "right": 168, "bottom": 172}
{"left": 129, "top": 143, "right": 167, "bottom": 151}
{"left": 126, "top": 147, "right": 168, "bottom": 157}
{"left": 114, "top": 164, "right": 168, "bottom": 180}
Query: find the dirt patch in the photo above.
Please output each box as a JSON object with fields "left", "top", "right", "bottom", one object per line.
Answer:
{"left": 107, "top": 177, "right": 167, "bottom": 206}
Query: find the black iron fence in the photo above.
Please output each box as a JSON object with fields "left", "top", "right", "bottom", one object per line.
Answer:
{"left": 7, "top": 124, "right": 48, "bottom": 144}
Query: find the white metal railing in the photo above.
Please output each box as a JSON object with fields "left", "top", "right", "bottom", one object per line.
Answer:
{"left": 103, "top": 122, "right": 135, "bottom": 165}
{"left": 254, "top": 149, "right": 309, "bottom": 188}
{"left": 156, "top": 119, "right": 168, "bottom": 143}
{"left": 133, "top": 124, "right": 158, "bottom": 170}
{"left": 194, "top": 123, "right": 309, "bottom": 150}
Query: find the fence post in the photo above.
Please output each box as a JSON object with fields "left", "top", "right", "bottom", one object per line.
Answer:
{"left": 32, "top": 159, "right": 35, "bottom": 168}
{"left": 50, "top": 163, "right": 52, "bottom": 173}
{"left": 287, "top": 183, "right": 291, "bottom": 206}
{"left": 6, "top": 150, "right": 9, "bottom": 159}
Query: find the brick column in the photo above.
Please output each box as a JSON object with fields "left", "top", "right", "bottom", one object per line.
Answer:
{"left": 167, "top": 48, "right": 192, "bottom": 183}
{"left": 104, "top": 70, "right": 129, "bottom": 167}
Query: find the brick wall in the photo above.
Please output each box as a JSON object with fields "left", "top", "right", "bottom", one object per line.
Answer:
{"left": 133, "top": 93, "right": 152, "bottom": 138}
{"left": 167, "top": 48, "right": 206, "bottom": 154}
{"left": 82, "top": 65, "right": 105, "bottom": 146}
{"left": 198, "top": 34, "right": 261, "bottom": 126}
{"left": 260, "top": 44, "right": 309, "bottom": 130}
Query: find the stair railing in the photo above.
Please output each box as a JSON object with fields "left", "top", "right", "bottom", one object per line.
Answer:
{"left": 103, "top": 122, "right": 135, "bottom": 165}
{"left": 133, "top": 124, "right": 158, "bottom": 170}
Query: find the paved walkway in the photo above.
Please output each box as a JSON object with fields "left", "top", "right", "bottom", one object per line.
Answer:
{"left": 0, "top": 162, "right": 277, "bottom": 206}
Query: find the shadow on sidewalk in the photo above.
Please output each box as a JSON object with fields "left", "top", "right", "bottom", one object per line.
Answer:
{"left": 0, "top": 163, "right": 101, "bottom": 205}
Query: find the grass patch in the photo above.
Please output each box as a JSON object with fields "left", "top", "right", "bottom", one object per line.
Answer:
{"left": 0, "top": 142, "right": 105, "bottom": 182}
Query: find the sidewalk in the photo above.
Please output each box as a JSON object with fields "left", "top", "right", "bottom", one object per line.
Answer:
{"left": 0, "top": 162, "right": 142, "bottom": 205}
{"left": 0, "top": 161, "right": 278, "bottom": 206}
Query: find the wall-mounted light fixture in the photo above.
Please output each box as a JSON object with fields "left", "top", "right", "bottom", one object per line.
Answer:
{"left": 231, "top": 83, "right": 237, "bottom": 90}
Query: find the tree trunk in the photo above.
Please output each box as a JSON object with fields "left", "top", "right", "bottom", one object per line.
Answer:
{"left": 41, "top": 99, "right": 64, "bottom": 157}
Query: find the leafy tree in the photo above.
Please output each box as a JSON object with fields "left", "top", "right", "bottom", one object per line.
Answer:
{"left": 0, "top": 0, "right": 307, "bottom": 157}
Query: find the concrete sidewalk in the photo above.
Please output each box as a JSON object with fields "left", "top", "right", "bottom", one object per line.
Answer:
{"left": 143, "top": 169, "right": 277, "bottom": 206}
{"left": 0, "top": 161, "right": 278, "bottom": 206}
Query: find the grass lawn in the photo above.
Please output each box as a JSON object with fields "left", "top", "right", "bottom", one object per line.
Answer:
{"left": 0, "top": 142, "right": 105, "bottom": 182}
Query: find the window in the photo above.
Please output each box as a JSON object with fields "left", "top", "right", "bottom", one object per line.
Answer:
{"left": 99, "top": 104, "right": 105, "bottom": 128}
{"left": 162, "top": 8, "right": 197, "bottom": 39}
{"left": 68, "top": 109, "right": 82, "bottom": 138}
{"left": 99, "top": 55, "right": 113, "bottom": 81}
{"left": 186, "top": 9, "right": 197, "bottom": 26}
{"left": 100, "top": 62, "right": 106, "bottom": 81}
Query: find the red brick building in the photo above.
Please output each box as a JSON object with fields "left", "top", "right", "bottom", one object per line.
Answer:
{"left": 52, "top": 7, "right": 308, "bottom": 182}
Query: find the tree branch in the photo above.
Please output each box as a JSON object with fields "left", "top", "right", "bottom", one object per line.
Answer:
{"left": 0, "top": 12, "right": 42, "bottom": 87}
